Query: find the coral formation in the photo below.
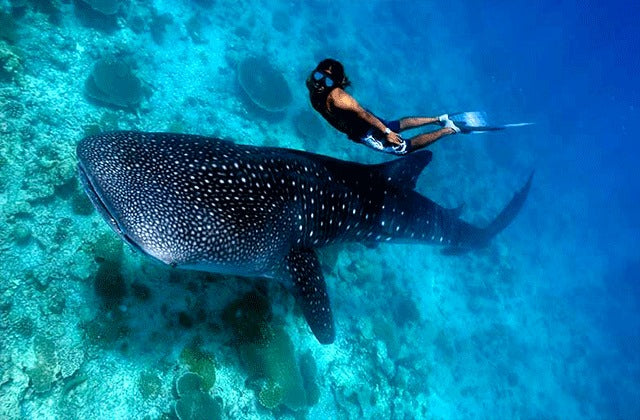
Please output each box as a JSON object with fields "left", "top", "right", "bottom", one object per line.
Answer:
{"left": 258, "top": 381, "right": 284, "bottom": 409}
{"left": 13, "top": 316, "right": 35, "bottom": 337}
{"left": 294, "top": 109, "right": 327, "bottom": 141}
{"left": 222, "top": 291, "right": 319, "bottom": 411}
{"left": 71, "top": 189, "right": 95, "bottom": 216}
{"left": 62, "top": 372, "right": 88, "bottom": 395}
{"left": 176, "top": 372, "right": 202, "bottom": 395}
{"left": 390, "top": 293, "right": 421, "bottom": 327}
{"left": 12, "top": 0, "right": 62, "bottom": 23}
{"left": 11, "top": 223, "right": 32, "bottom": 246}
{"left": 26, "top": 335, "right": 57, "bottom": 394}
{"left": 93, "top": 260, "right": 127, "bottom": 309}
{"left": 221, "top": 290, "right": 272, "bottom": 344}
{"left": 0, "top": 40, "right": 21, "bottom": 82}
{"left": 0, "top": 12, "right": 17, "bottom": 44}
{"left": 130, "top": 282, "right": 151, "bottom": 301}
{"left": 271, "top": 10, "right": 291, "bottom": 33}
{"left": 0, "top": 101, "right": 24, "bottom": 120}
{"left": 237, "top": 56, "right": 292, "bottom": 113}
{"left": 149, "top": 10, "right": 173, "bottom": 45}
{"left": 299, "top": 350, "right": 320, "bottom": 406}
{"left": 186, "top": 15, "right": 208, "bottom": 44}
{"left": 82, "top": 312, "right": 130, "bottom": 346}
{"left": 138, "top": 370, "right": 162, "bottom": 399}
{"left": 239, "top": 326, "right": 309, "bottom": 411}
{"left": 91, "top": 232, "right": 123, "bottom": 264}
{"left": 372, "top": 317, "right": 401, "bottom": 359}
{"left": 180, "top": 341, "right": 217, "bottom": 391}
{"left": 174, "top": 372, "right": 222, "bottom": 420}
{"left": 84, "top": 58, "right": 144, "bottom": 110}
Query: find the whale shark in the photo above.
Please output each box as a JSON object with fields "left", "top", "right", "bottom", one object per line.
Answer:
{"left": 77, "top": 131, "right": 532, "bottom": 344}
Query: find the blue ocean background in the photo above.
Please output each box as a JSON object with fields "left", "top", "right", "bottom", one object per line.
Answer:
{"left": 1, "top": 0, "right": 638, "bottom": 418}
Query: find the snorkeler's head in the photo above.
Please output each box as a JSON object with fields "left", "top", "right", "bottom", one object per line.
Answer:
{"left": 306, "top": 58, "right": 351, "bottom": 93}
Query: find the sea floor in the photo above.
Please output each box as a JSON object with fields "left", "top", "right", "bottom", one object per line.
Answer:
{"left": 1, "top": 0, "right": 638, "bottom": 419}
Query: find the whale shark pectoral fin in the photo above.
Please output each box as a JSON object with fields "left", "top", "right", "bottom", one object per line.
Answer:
{"left": 285, "top": 248, "right": 335, "bottom": 344}
{"left": 374, "top": 150, "right": 432, "bottom": 190}
{"left": 445, "top": 202, "right": 465, "bottom": 218}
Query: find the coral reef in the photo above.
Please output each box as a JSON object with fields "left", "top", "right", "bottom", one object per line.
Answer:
{"left": 12, "top": 0, "right": 62, "bottom": 23}
{"left": 26, "top": 335, "right": 57, "bottom": 394}
{"left": 185, "top": 15, "right": 209, "bottom": 44}
{"left": 0, "top": 40, "right": 21, "bottom": 82}
{"left": 82, "top": 311, "right": 130, "bottom": 347}
{"left": 258, "top": 381, "right": 284, "bottom": 409}
{"left": 71, "top": 189, "right": 95, "bottom": 216}
{"left": 237, "top": 56, "right": 292, "bottom": 113}
{"left": 299, "top": 350, "right": 320, "bottom": 406}
{"left": 149, "top": 10, "right": 173, "bottom": 45}
{"left": 294, "top": 109, "right": 326, "bottom": 139}
{"left": 180, "top": 341, "right": 217, "bottom": 391}
{"left": 1, "top": 101, "right": 25, "bottom": 120}
{"left": 222, "top": 291, "right": 319, "bottom": 411}
{"left": 221, "top": 290, "right": 272, "bottom": 344}
{"left": 271, "top": 10, "right": 291, "bottom": 33}
{"left": 294, "top": 109, "right": 327, "bottom": 150}
{"left": 11, "top": 223, "right": 32, "bottom": 246}
{"left": 0, "top": 1, "right": 624, "bottom": 418}
{"left": 138, "top": 370, "right": 162, "bottom": 399}
{"left": 0, "top": 363, "right": 29, "bottom": 418}
{"left": 84, "top": 58, "right": 144, "bottom": 110}
{"left": 93, "top": 260, "right": 127, "bottom": 309}
{"left": 90, "top": 232, "right": 124, "bottom": 264}
{"left": 239, "top": 326, "right": 309, "bottom": 411}
{"left": 0, "top": 12, "right": 17, "bottom": 44}
{"left": 174, "top": 372, "right": 222, "bottom": 420}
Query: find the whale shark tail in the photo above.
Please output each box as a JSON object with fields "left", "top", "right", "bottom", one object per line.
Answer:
{"left": 484, "top": 171, "right": 534, "bottom": 239}
{"left": 440, "top": 172, "right": 533, "bottom": 255}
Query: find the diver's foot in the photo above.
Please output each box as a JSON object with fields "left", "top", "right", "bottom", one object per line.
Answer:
{"left": 437, "top": 114, "right": 449, "bottom": 125}
{"left": 443, "top": 118, "right": 461, "bottom": 134}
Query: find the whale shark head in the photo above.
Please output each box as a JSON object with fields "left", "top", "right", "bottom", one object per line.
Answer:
{"left": 78, "top": 131, "right": 187, "bottom": 265}
{"left": 77, "top": 131, "right": 299, "bottom": 276}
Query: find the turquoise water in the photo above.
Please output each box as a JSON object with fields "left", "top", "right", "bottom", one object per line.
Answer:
{"left": 1, "top": 0, "right": 638, "bottom": 419}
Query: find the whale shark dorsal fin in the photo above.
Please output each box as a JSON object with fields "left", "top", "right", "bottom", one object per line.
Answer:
{"left": 373, "top": 150, "right": 432, "bottom": 190}
{"left": 285, "top": 248, "right": 335, "bottom": 344}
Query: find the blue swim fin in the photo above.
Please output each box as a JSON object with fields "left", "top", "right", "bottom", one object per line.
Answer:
{"left": 449, "top": 112, "right": 534, "bottom": 133}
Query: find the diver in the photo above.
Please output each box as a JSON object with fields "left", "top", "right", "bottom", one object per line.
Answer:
{"left": 306, "top": 58, "right": 462, "bottom": 156}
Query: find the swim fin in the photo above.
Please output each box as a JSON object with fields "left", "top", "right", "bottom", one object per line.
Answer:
{"left": 449, "top": 112, "right": 534, "bottom": 133}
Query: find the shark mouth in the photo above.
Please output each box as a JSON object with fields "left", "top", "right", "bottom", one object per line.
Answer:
{"left": 77, "top": 162, "right": 146, "bottom": 255}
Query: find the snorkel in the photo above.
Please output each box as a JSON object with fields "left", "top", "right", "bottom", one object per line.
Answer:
{"left": 306, "top": 58, "right": 351, "bottom": 94}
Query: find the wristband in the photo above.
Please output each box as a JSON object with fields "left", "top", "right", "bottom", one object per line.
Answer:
{"left": 384, "top": 127, "right": 391, "bottom": 134}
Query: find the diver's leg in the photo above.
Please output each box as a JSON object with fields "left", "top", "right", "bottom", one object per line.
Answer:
{"left": 407, "top": 127, "right": 457, "bottom": 151}
{"left": 398, "top": 116, "right": 440, "bottom": 132}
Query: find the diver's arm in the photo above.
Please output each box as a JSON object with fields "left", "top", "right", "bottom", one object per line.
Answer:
{"left": 329, "top": 89, "right": 403, "bottom": 144}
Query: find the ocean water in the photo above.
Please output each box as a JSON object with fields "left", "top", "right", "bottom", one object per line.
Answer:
{"left": 1, "top": 0, "right": 638, "bottom": 419}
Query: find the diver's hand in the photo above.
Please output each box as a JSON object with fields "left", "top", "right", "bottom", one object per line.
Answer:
{"left": 386, "top": 131, "right": 403, "bottom": 145}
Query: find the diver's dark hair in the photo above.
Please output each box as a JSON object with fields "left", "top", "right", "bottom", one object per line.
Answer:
{"left": 315, "top": 58, "right": 351, "bottom": 88}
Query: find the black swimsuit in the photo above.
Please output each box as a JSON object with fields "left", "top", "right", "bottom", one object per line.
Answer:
{"left": 309, "top": 90, "right": 409, "bottom": 155}
{"left": 310, "top": 90, "right": 371, "bottom": 141}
